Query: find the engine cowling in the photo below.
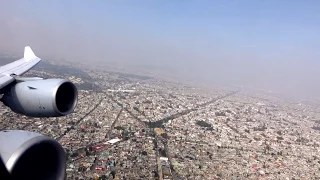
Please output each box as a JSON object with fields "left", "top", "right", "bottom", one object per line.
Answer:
{"left": 1, "top": 79, "right": 78, "bottom": 117}
{"left": 0, "top": 130, "right": 66, "bottom": 180}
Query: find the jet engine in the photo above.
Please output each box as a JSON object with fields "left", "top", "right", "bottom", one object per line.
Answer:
{"left": 0, "top": 130, "right": 66, "bottom": 180}
{"left": 1, "top": 79, "right": 78, "bottom": 117}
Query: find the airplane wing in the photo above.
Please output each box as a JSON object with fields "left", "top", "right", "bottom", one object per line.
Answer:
{"left": 0, "top": 46, "right": 41, "bottom": 90}
{"left": 0, "top": 46, "right": 77, "bottom": 179}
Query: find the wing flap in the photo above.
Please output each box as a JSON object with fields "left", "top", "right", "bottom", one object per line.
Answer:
{"left": 0, "top": 75, "right": 15, "bottom": 90}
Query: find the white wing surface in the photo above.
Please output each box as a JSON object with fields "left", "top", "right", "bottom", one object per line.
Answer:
{"left": 0, "top": 46, "right": 41, "bottom": 89}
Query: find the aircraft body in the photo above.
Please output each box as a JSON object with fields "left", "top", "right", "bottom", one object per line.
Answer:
{"left": 0, "top": 46, "right": 78, "bottom": 180}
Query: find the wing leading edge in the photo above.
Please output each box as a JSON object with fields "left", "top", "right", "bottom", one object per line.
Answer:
{"left": 0, "top": 46, "right": 41, "bottom": 90}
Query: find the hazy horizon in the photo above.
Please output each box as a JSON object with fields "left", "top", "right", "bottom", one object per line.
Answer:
{"left": 1, "top": 0, "right": 320, "bottom": 99}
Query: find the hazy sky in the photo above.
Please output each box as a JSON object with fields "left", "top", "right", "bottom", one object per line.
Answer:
{"left": 1, "top": 0, "right": 320, "bottom": 98}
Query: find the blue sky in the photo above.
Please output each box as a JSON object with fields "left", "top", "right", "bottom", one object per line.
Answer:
{"left": 1, "top": 0, "right": 320, "bottom": 98}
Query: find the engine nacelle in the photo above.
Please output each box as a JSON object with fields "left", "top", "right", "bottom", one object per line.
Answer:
{"left": 2, "top": 79, "right": 78, "bottom": 117}
{"left": 0, "top": 130, "right": 66, "bottom": 180}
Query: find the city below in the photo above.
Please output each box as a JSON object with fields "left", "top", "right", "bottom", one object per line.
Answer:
{"left": 1, "top": 58, "right": 320, "bottom": 180}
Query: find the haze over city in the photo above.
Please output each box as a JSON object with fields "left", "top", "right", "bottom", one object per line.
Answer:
{"left": 2, "top": 1, "right": 320, "bottom": 179}
{"left": 1, "top": 0, "right": 320, "bottom": 99}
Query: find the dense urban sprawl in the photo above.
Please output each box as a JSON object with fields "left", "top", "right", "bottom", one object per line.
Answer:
{"left": 1, "top": 60, "right": 320, "bottom": 180}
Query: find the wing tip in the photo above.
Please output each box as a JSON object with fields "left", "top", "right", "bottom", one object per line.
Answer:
{"left": 24, "top": 46, "right": 38, "bottom": 61}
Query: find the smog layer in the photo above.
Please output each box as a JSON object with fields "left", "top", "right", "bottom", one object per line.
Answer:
{"left": 1, "top": 58, "right": 320, "bottom": 179}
